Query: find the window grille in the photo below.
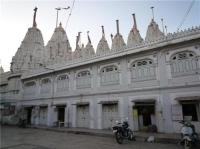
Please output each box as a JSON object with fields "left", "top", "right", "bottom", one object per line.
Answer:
{"left": 24, "top": 81, "right": 36, "bottom": 94}
{"left": 131, "top": 60, "right": 156, "bottom": 81}
{"left": 101, "top": 66, "right": 119, "bottom": 85}
{"left": 76, "top": 71, "right": 91, "bottom": 88}
{"left": 41, "top": 78, "right": 51, "bottom": 93}
{"left": 171, "top": 52, "right": 198, "bottom": 76}
{"left": 57, "top": 75, "right": 69, "bottom": 90}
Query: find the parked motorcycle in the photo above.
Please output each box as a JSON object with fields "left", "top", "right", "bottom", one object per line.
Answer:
{"left": 18, "top": 118, "right": 26, "bottom": 128}
{"left": 179, "top": 120, "right": 199, "bottom": 149}
{"left": 112, "top": 119, "right": 133, "bottom": 144}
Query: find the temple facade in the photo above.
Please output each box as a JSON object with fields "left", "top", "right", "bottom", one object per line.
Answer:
{"left": 0, "top": 9, "right": 200, "bottom": 134}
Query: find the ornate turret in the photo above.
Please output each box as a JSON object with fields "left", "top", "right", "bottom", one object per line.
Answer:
{"left": 127, "top": 14, "right": 143, "bottom": 46}
{"left": 10, "top": 7, "right": 45, "bottom": 73}
{"left": 145, "top": 7, "right": 164, "bottom": 41}
{"left": 44, "top": 22, "right": 71, "bottom": 62}
{"left": 111, "top": 20, "right": 126, "bottom": 51}
{"left": 145, "top": 19, "right": 165, "bottom": 41}
{"left": 96, "top": 26, "right": 110, "bottom": 54}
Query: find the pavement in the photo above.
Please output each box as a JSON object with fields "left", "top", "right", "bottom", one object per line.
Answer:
{"left": 25, "top": 124, "right": 187, "bottom": 144}
{"left": 1, "top": 125, "right": 186, "bottom": 149}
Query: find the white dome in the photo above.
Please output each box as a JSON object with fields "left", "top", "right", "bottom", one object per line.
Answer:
{"left": 44, "top": 22, "right": 71, "bottom": 60}
{"left": 11, "top": 26, "right": 45, "bottom": 73}
{"left": 127, "top": 26, "right": 143, "bottom": 46}
{"left": 96, "top": 36, "right": 110, "bottom": 54}
{"left": 73, "top": 45, "right": 82, "bottom": 59}
{"left": 111, "top": 33, "right": 126, "bottom": 51}
{"left": 145, "top": 19, "right": 165, "bottom": 41}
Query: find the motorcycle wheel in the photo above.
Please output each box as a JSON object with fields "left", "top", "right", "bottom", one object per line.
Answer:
{"left": 184, "top": 141, "right": 193, "bottom": 149}
{"left": 128, "top": 130, "right": 133, "bottom": 140}
{"left": 115, "top": 131, "right": 123, "bottom": 144}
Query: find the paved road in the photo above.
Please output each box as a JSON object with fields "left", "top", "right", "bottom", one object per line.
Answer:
{"left": 1, "top": 125, "right": 183, "bottom": 149}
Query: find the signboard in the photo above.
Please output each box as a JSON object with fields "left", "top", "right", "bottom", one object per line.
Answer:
{"left": 171, "top": 104, "right": 183, "bottom": 121}
{"left": 133, "top": 109, "right": 138, "bottom": 116}
{"left": 4, "top": 106, "right": 10, "bottom": 116}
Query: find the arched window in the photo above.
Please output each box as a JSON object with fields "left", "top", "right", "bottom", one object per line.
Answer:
{"left": 131, "top": 60, "right": 156, "bottom": 81}
{"left": 171, "top": 52, "right": 198, "bottom": 76}
{"left": 41, "top": 78, "right": 51, "bottom": 93}
{"left": 24, "top": 81, "right": 36, "bottom": 94}
{"left": 76, "top": 71, "right": 91, "bottom": 88}
{"left": 101, "top": 66, "right": 119, "bottom": 85}
{"left": 57, "top": 75, "right": 69, "bottom": 90}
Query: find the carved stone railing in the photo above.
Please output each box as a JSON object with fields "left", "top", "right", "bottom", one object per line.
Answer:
{"left": 21, "top": 25, "right": 200, "bottom": 79}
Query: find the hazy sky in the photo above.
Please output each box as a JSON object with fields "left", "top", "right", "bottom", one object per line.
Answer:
{"left": 0, "top": 0, "right": 199, "bottom": 72}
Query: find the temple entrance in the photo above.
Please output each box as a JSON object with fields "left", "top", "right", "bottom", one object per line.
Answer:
{"left": 57, "top": 107, "right": 65, "bottom": 123}
{"left": 137, "top": 105, "right": 155, "bottom": 131}
{"left": 132, "top": 99, "right": 157, "bottom": 132}
{"left": 26, "top": 107, "right": 32, "bottom": 124}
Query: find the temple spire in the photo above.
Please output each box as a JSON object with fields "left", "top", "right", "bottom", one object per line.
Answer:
{"left": 132, "top": 14, "right": 138, "bottom": 31}
{"left": 116, "top": 20, "right": 119, "bottom": 35}
{"left": 101, "top": 26, "right": 105, "bottom": 37}
{"left": 87, "top": 31, "right": 91, "bottom": 43}
{"left": 151, "top": 6, "right": 154, "bottom": 21}
{"left": 33, "top": 7, "right": 38, "bottom": 27}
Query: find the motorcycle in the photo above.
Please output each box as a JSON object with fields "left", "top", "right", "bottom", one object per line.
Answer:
{"left": 18, "top": 118, "right": 26, "bottom": 128}
{"left": 179, "top": 120, "right": 199, "bottom": 149}
{"left": 112, "top": 119, "right": 133, "bottom": 144}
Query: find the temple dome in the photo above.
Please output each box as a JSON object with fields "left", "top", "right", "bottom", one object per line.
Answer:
{"left": 96, "top": 36, "right": 110, "bottom": 54}
{"left": 127, "top": 26, "right": 143, "bottom": 46}
{"left": 111, "top": 33, "right": 126, "bottom": 51}
{"left": 44, "top": 22, "right": 71, "bottom": 61}
{"left": 11, "top": 26, "right": 45, "bottom": 73}
{"left": 83, "top": 42, "right": 95, "bottom": 57}
{"left": 145, "top": 19, "right": 165, "bottom": 41}
{"left": 73, "top": 45, "right": 82, "bottom": 59}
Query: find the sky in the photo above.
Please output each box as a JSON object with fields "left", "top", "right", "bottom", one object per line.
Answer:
{"left": 0, "top": 0, "right": 199, "bottom": 72}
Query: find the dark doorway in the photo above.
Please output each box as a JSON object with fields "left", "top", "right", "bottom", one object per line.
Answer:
{"left": 137, "top": 106, "right": 154, "bottom": 126}
{"left": 182, "top": 104, "right": 198, "bottom": 121}
{"left": 27, "top": 108, "right": 32, "bottom": 124}
{"left": 58, "top": 107, "right": 65, "bottom": 122}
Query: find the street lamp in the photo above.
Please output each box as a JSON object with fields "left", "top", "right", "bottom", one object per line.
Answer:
{"left": 55, "top": 7, "right": 70, "bottom": 28}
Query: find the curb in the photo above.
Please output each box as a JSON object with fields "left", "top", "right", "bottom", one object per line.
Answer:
{"left": 27, "top": 126, "right": 184, "bottom": 145}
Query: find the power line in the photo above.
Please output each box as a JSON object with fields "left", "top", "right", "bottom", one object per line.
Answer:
{"left": 156, "top": 0, "right": 196, "bottom": 62}
{"left": 65, "top": 0, "right": 76, "bottom": 30}
{"left": 177, "top": 0, "right": 195, "bottom": 31}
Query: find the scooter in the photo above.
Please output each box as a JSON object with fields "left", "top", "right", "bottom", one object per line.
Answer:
{"left": 18, "top": 118, "right": 26, "bottom": 128}
{"left": 179, "top": 120, "right": 199, "bottom": 149}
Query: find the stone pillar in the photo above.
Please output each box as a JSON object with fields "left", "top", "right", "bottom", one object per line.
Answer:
{"left": 120, "top": 59, "right": 128, "bottom": 90}
{"left": 47, "top": 104, "right": 54, "bottom": 126}
{"left": 157, "top": 51, "right": 173, "bottom": 133}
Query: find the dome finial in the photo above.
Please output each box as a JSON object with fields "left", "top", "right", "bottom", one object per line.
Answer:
{"left": 116, "top": 20, "right": 119, "bottom": 35}
{"left": 59, "top": 22, "right": 62, "bottom": 26}
{"left": 87, "top": 31, "right": 91, "bottom": 43}
{"left": 33, "top": 7, "right": 38, "bottom": 27}
{"left": 151, "top": 6, "right": 154, "bottom": 21}
{"left": 101, "top": 26, "right": 105, "bottom": 37}
{"left": 161, "top": 18, "right": 165, "bottom": 34}
{"left": 132, "top": 14, "right": 137, "bottom": 31}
